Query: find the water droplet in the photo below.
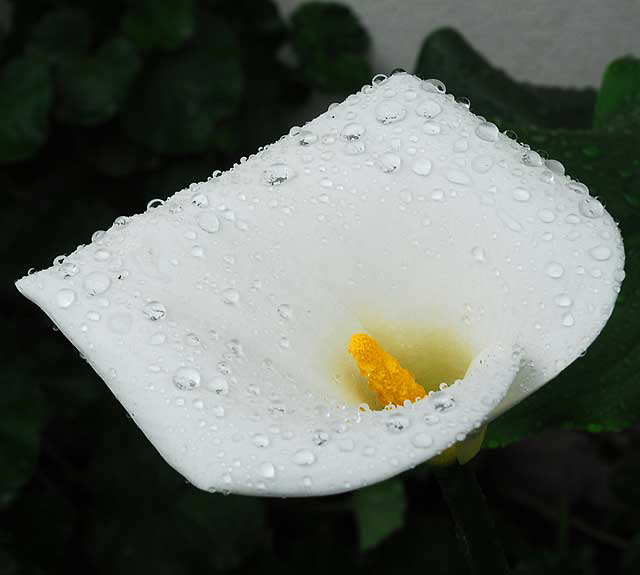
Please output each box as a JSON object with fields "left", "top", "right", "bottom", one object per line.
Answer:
{"left": 562, "top": 313, "right": 575, "bottom": 327}
{"left": 471, "top": 155, "right": 493, "bottom": 173}
{"left": 277, "top": 304, "right": 292, "bottom": 319}
{"left": 293, "top": 449, "right": 316, "bottom": 466}
{"left": 191, "top": 193, "right": 209, "bottom": 208}
{"left": 428, "top": 392, "right": 455, "bottom": 413}
{"left": 298, "top": 130, "right": 318, "bottom": 146}
{"left": 375, "top": 101, "right": 406, "bottom": 124}
{"left": 589, "top": 245, "right": 611, "bottom": 261}
{"left": 259, "top": 462, "right": 275, "bottom": 478}
{"left": 537, "top": 209, "right": 556, "bottom": 223}
{"left": 197, "top": 212, "right": 220, "bottom": 234}
{"left": 545, "top": 159, "right": 565, "bottom": 175}
{"left": 378, "top": 152, "right": 402, "bottom": 173}
{"left": 147, "top": 198, "right": 164, "bottom": 210}
{"left": 422, "top": 120, "right": 441, "bottom": 135}
{"left": 522, "top": 151, "right": 543, "bottom": 167}
{"left": 567, "top": 181, "right": 588, "bottom": 195}
{"left": 554, "top": 293, "right": 573, "bottom": 307}
{"left": 415, "top": 99, "right": 442, "bottom": 118}
{"left": 83, "top": 272, "right": 111, "bottom": 296}
{"left": 512, "top": 188, "right": 531, "bottom": 202}
{"left": 207, "top": 376, "right": 229, "bottom": 395}
{"left": 340, "top": 122, "right": 365, "bottom": 141}
{"left": 411, "top": 433, "right": 433, "bottom": 449}
{"left": 471, "top": 246, "right": 486, "bottom": 262}
{"left": 546, "top": 262, "right": 565, "bottom": 278}
{"left": 263, "top": 162, "right": 295, "bottom": 186}
{"left": 422, "top": 79, "right": 446, "bottom": 93}
{"left": 114, "top": 216, "right": 128, "bottom": 227}
{"left": 173, "top": 367, "right": 201, "bottom": 391}
{"left": 222, "top": 288, "right": 240, "bottom": 305}
{"left": 445, "top": 169, "right": 471, "bottom": 185}
{"left": 143, "top": 301, "right": 166, "bottom": 321}
{"left": 475, "top": 121, "right": 499, "bottom": 142}
{"left": 386, "top": 414, "right": 411, "bottom": 433}
{"left": 253, "top": 434, "right": 270, "bottom": 448}
{"left": 57, "top": 289, "right": 76, "bottom": 308}
{"left": 58, "top": 262, "right": 79, "bottom": 278}
{"left": 411, "top": 158, "right": 432, "bottom": 176}
{"left": 579, "top": 197, "right": 604, "bottom": 219}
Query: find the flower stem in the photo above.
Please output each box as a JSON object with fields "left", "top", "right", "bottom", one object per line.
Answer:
{"left": 435, "top": 464, "right": 510, "bottom": 575}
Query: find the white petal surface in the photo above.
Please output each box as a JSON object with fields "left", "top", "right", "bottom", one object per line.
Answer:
{"left": 17, "top": 73, "right": 624, "bottom": 496}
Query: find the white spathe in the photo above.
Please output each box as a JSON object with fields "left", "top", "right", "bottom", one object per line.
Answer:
{"left": 16, "top": 73, "right": 624, "bottom": 496}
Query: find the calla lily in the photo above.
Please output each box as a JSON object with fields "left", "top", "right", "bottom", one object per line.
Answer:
{"left": 16, "top": 72, "right": 624, "bottom": 497}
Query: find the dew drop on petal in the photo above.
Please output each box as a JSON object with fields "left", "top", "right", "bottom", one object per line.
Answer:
{"left": 415, "top": 99, "right": 442, "bottom": 118}
{"left": 579, "top": 197, "right": 604, "bottom": 219}
{"left": 546, "top": 262, "right": 565, "bottom": 279}
{"left": 173, "top": 367, "right": 201, "bottom": 391}
{"left": 57, "top": 289, "right": 76, "bottom": 308}
{"left": 197, "top": 212, "right": 220, "bottom": 234}
{"left": 375, "top": 101, "right": 406, "bottom": 124}
{"left": 378, "top": 152, "right": 402, "bottom": 173}
{"left": 263, "top": 162, "right": 294, "bottom": 186}
{"left": 475, "top": 121, "right": 499, "bottom": 142}
{"left": 259, "top": 462, "right": 275, "bottom": 478}
{"left": 221, "top": 288, "right": 240, "bottom": 305}
{"left": 554, "top": 293, "right": 573, "bottom": 307}
{"left": 293, "top": 449, "right": 316, "bottom": 466}
{"left": 411, "top": 158, "right": 432, "bottom": 176}
{"left": 143, "top": 301, "right": 166, "bottom": 321}
{"left": 512, "top": 188, "right": 531, "bottom": 202}
{"left": 589, "top": 245, "right": 612, "bottom": 261}
{"left": 411, "top": 432, "right": 433, "bottom": 449}
{"left": 341, "top": 122, "right": 365, "bottom": 141}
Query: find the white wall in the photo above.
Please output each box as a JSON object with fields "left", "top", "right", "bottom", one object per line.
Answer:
{"left": 276, "top": 0, "right": 640, "bottom": 88}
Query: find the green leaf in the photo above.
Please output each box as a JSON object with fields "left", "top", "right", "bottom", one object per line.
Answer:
{"left": 594, "top": 56, "right": 640, "bottom": 132}
{"left": 290, "top": 2, "right": 371, "bottom": 92}
{"left": 0, "top": 372, "right": 45, "bottom": 509}
{"left": 122, "top": 0, "right": 195, "bottom": 52}
{"left": 122, "top": 22, "right": 242, "bottom": 155}
{"left": 26, "top": 7, "right": 92, "bottom": 64}
{"left": 352, "top": 479, "right": 406, "bottom": 551}
{"left": 415, "top": 28, "right": 596, "bottom": 130}
{"left": 56, "top": 37, "right": 141, "bottom": 126}
{"left": 87, "top": 415, "right": 268, "bottom": 574}
{"left": 0, "top": 55, "right": 52, "bottom": 164}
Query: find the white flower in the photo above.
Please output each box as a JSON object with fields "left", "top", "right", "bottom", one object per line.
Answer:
{"left": 16, "top": 73, "right": 624, "bottom": 496}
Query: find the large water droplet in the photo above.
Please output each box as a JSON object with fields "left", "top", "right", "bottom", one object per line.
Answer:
{"left": 475, "top": 121, "right": 499, "bottom": 142}
{"left": 411, "top": 432, "right": 433, "bottom": 449}
{"left": 512, "top": 188, "right": 531, "bottom": 202}
{"left": 522, "top": 150, "right": 543, "bottom": 167}
{"left": 411, "top": 158, "right": 432, "bottom": 176}
{"left": 143, "top": 301, "right": 166, "bottom": 321}
{"left": 57, "top": 289, "right": 76, "bottom": 308}
{"left": 589, "top": 245, "right": 612, "bottom": 261}
{"left": 378, "top": 152, "right": 402, "bottom": 174}
{"left": 259, "top": 461, "right": 275, "bottom": 478}
{"left": 293, "top": 449, "right": 316, "bottom": 466}
{"left": 375, "top": 101, "right": 406, "bottom": 124}
{"left": 386, "top": 414, "right": 411, "bottom": 433}
{"left": 546, "top": 262, "right": 565, "bottom": 278}
{"left": 173, "top": 367, "right": 201, "bottom": 391}
{"left": 415, "top": 99, "right": 442, "bottom": 118}
{"left": 579, "top": 197, "right": 604, "bottom": 219}
{"left": 341, "top": 122, "right": 365, "bottom": 141}
{"left": 197, "top": 212, "right": 220, "bottom": 234}
{"left": 222, "top": 288, "right": 240, "bottom": 305}
{"left": 263, "top": 163, "right": 295, "bottom": 186}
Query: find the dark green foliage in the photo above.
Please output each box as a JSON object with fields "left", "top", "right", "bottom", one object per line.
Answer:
{"left": 26, "top": 8, "right": 93, "bottom": 64}
{"left": 0, "top": 55, "right": 52, "bottom": 163}
{"left": 122, "top": 0, "right": 195, "bottom": 52}
{"left": 594, "top": 56, "right": 640, "bottom": 132}
{"left": 0, "top": 373, "right": 45, "bottom": 509}
{"left": 352, "top": 479, "right": 406, "bottom": 550}
{"left": 122, "top": 23, "right": 242, "bottom": 155}
{"left": 56, "top": 37, "right": 141, "bottom": 126}
{"left": 291, "top": 2, "right": 371, "bottom": 92}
